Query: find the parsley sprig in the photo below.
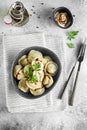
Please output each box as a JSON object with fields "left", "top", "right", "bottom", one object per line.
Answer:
{"left": 33, "top": 63, "right": 41, "bottom": 71}
{"left": 24, "top": 64, "right": 40, "bottom": 82}
{"left": 68, "top": 31, "right": 79, "bottom": 41}
{"left": 67, "top": 31, "right": 79, "bottom": 48}
{"left": 67, "top": 43, "right": 75, "bottom": 48}
{"left": 24, "top": 67, "right": 32, "bottom": 76}
{"left": 29, "top": 74, "right": 38, "bottom": 82}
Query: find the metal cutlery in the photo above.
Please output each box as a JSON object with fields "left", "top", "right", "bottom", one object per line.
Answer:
{"left": 58, "top": 44, "right": 86, "bottom": 105}
{"left": 68, "top": 44, "right": 86, "bottom": 105}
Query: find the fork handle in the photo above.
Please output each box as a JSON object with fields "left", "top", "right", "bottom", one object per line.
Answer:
{"left": 68, "top": 62, "right": 81, "bottom": 105}
{"left": 58, "top": 65, "right": 75, "bottom": 99}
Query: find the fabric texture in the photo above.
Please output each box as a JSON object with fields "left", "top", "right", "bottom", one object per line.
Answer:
{"left": 3, "top": 33, "right": 67, "bottom": 113}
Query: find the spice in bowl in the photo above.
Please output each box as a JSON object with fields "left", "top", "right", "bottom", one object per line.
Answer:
{"left": 55, "top": 12, "right": 69, "bottom": 27}
{"left": 53, "top": 7, "right": 73, "bottom": 29}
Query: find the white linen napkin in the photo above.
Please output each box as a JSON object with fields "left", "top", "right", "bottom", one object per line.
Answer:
{"left": 3, "top": 33, "right": 66, "bottom": 113}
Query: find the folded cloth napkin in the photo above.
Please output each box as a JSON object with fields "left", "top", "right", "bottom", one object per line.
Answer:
{"left": 3, "top": 33, "right": 66, "bottom": 113}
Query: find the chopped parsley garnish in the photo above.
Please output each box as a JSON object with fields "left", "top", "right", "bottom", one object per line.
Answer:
{"left": 29, "top": 74, "right": 38, "bottom": 82}
{"left": 33, "top": 63, "right": 41, "bottom": 71}
{"left": 24, "top": 67, "right": 32, "bottom": 76}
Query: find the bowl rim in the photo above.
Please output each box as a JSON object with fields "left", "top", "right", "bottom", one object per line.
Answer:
{"left": 11, "top": 46, "right": 61, "bottom": 99}
{"left": 52, "top": 6, "right": 73, "bottom": 29}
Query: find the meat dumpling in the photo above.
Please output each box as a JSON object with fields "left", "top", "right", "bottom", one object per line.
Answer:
{"left": 30, "top": 87, "right": 45, "bottom": 96}
{"left": 43, "top": 73, "right": 53, "bottom": 88}
{"left": 45, "top": 61, "right": 58, "bottom": 76}
{"left": 42, "top": 56, "right": 52, "bottom": 65}
{"left": 32, "top": 60, "right": 44, "bottom": 71}
{"left": 18, "top": 55, "right": 28, "bottom": 66}
{"left": 16, "top": 69, "right": 25, "bottom": 80}
{"left": 23, "top": 65, "right": 32, "bottom": 77}
{"left": 14, "top": 65, "right": 22, "bottom": 78}
{"left": 18, "top": 78, "right": 29, "bottom": 92}
{"left": 33, "top": 70, "right": 44, "bottom": 82}
{"left": 28, "top": 50, "right": 43, "bottom": 63}
{"left": 26, "top": 80, "right": 42, "bottom": 90}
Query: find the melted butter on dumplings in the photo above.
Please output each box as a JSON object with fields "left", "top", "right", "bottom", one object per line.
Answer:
{"left": 28, "top": 50, "right": 43, "bottom": 63}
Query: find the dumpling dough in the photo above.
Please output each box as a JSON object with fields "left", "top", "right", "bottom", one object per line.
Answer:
{"left": 16, "top": 69, "right": 25, "bottom": 80}
{"left": 45, "top": 61, "right": 58, "bottom": 76}
{"left": 18, "top": 78, "right": 29, "bottom": 92}
{"left": 18, "top": 55, "right": 28, "bottom": 66}
{"left": 26, "top": 80, "right": 42, "bottom": 90}
{"left": 43, "top": 73, "right": 53, "bottom": 88}
{"left": 42, "top": 56, "right": 52, "bottom": 65}
{"left": 28, "top": 50, "right": 43, "bottom": 63}
{"left": 23, "top": 65, "right": 32, "bottom": 76}
{"left": 30, "top": 87, "right": 45, "bottom": 96}
{"left": 33, "top": 70, "right": 44, "bottom": 81}
{"left": 14, "top": 65, "right": 22, "bottom": 78}
{"left": 32, "top": 60, "right": 44, "bottom": 71}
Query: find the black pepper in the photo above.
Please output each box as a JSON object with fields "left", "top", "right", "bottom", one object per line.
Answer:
{"left": 36, "top": 26, "right": 39, "bottom": 28}
{"left": 41, "top": 3, "right": 44, "bottom": 5}
{"left": 33, "top": 12, "right": 36, "bottom": 14}
{"left": 52, "top": 8, "right": 55, "bottom": 10}
{"left": 49, "top": 16, "right": 52, "bottom": 19}
{"left": 38, "top": 16, "right": 40, "bottom": 19}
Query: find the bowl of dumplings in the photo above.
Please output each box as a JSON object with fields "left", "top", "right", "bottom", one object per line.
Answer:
{"left": 11, "top": 46, "right": 61, "bottom": 98}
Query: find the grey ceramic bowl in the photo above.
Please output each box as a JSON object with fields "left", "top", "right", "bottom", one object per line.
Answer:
{"left": 53, "top": 7, "right": 73, "bottom": 29}
{"left": 11, "top": 46, "right": 61, "bottom": 99}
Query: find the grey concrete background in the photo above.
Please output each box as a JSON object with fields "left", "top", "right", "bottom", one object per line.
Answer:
{"left": 0, "top": 0, "right": 87, "bottom": 130}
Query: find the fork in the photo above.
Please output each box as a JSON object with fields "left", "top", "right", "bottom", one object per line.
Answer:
{"left": 68, "top": 44, "right": 86, "bottom": 105}
{"left": 58, "top": 44, "right": 86, "bottom": 105}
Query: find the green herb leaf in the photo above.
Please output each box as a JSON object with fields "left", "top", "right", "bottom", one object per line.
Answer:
{"left": 68, "top": 31, "right": 79, "bottom": 41}
{"left": 29, "top": 74, "right": 38, "bottom": 82}
{"left": 67, "top": 43, "right": 75, "bottom": 48}
{"left": 33, "top": 63, "right": 41, "bottom": 71}
{"left": 24, "top": 67, "right": 32, "bottom": 76}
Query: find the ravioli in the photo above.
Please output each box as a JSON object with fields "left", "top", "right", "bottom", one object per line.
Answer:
{"left": 45, "top": 61, "right": 58, "bottom": 76}
{"left": 18, "top": 78, "right": 29, "bottom": 92}
{"left": 43, "top": 73, "right": 53, "bottom": 88}
{"left": 30, "top": 87, "right": 45, "bottom": 96}
{"left": 28, "top": 50, "right": 43, "bottom": 63}
{"left": 18, "top": 55, "right": 28, "bottom": 66}
{"left": 26, "top": 80, "right": 42, "bottom": 90}
{"left": 16, "top": 69, "right": 25, "bottom": 80}
{"left": 42, "top": 56, "right": 52, "bottom": 65}
{"left": 14, "top": 65, "right": 22, "bottom": 78}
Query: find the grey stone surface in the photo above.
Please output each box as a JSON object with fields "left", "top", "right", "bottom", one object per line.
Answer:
{"left": 0, "top": 0, "right": 87, "bottom": 129}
